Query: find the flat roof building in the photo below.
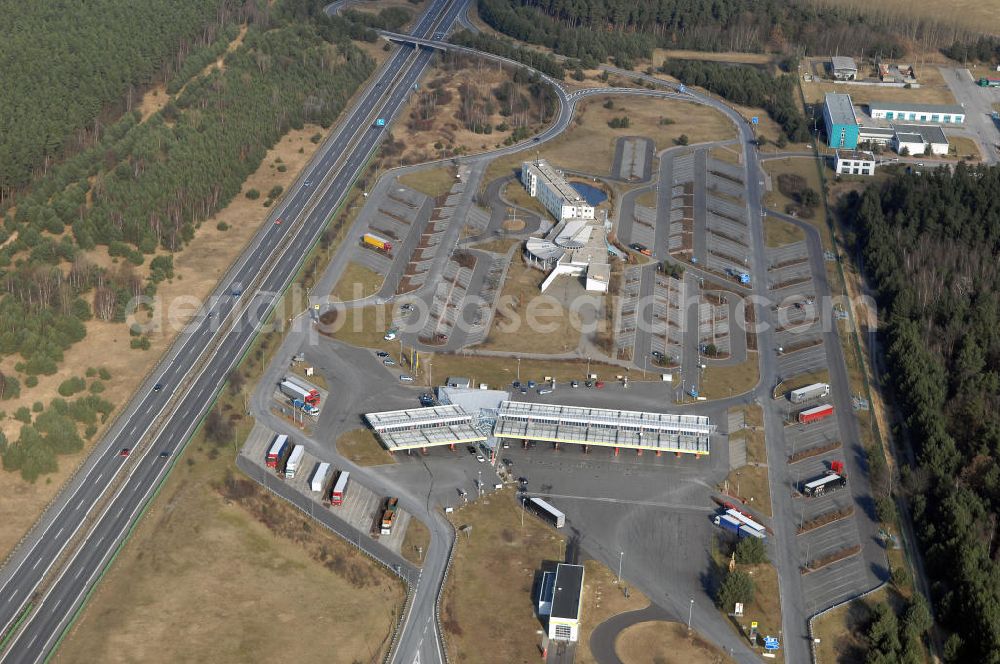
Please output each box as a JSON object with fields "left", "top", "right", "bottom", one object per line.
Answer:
{"left": 834, "top": 150, "right": 876, "bottom": 176}
{"left": 830, "top": 56, "right": 857, "bottom": 81}
{"left": 547, "top": 564, "right": 584, "bottom": 642}
{"left": 494, "top": 401, "right": 712, "bottom": 455}
{"left": 892, "top": 124, "right": 949, "bottom": 156}
{"left": 823, "top": 93, "right": 860, "bottom": 149}
{"left": 522, "top": 159, "right": 610, "bottom": 294}
{"left": 858, "top": 126, "right": 896, "bottom": 146}
{"left": 521, "top": 159, "right": 595, "bottom": 223}
{"left": 867, "top": 101, "right": 964, "bottom": 124}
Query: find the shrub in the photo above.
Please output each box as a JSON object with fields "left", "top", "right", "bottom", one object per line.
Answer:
{"left": 0, "top": 374, "right": 21, "bottom": 400}
{"left": 267, "top": 185, "right": 284, "bottom": 199}
{"left": 734, "top": 536, "right": 767, "bottom": 564}
{"left": 58, "top": 376, "right": 87, "bottom": 397}
{"left": 715, "top": 569, "right": 755, "bottom": 609}
{"left": 85, "top": 367, "right": 97, "bottom": 377}
{"left": 675, "top": 134, "right": 690, "bottom": 146}
{"left": 25, "top": 376, "right": 38, "bottom": 388}
{"left": 245, "top": 188, "right": 261, "bottom": 200}
{"left": 98, "top": 367, "right": 111, "bottom": 381}
{"left": 130, "top": 336, "right": 151, "bottom": 350}
{"left": 14, "top": 407, "right": 31, "bottom": 423}
{"left": 216, "top": 221, "right": 230, "bottom": 231}
{"left": 32, "top": 401, "right": 44, "bottom": 413}
{"left": 89, "top": 381, "right": 105, "bottom": 394}
{"left": 310, "top": 133, "right": 322, "bottom": 144}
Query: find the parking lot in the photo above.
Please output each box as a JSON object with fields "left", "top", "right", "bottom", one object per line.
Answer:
{"left": 242, "top": 424, "right": 411, "bottom": 553}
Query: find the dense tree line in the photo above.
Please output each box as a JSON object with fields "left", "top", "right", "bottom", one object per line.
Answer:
{"left": 449, "top": 30, "right": 565, "bottom": 79}
{"left": 478, "top": 0, "right": 995, "bottom": 64}
{"left": 660, "top": 60, "right": 809, "bottom": 142}
{"left": 861, "top": 597, "right": 933, "bottom": 664}
{"left": 477, "top": 0, "right": 919, "bottom": 63}
{"left": 942, "top": 36, "right": 1000, "bottom": 65}
{"left": 848, "top": 164, "right": 1000, "bottom": 663}
{"left": 0, "top": 0, "right": 242, "bottom": 198}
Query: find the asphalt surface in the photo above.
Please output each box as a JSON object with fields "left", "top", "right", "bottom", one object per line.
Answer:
{"left": 938, "top": 67, "right": 1000, "bottom": 165}
{"left": 0, "top": 0, "right": 468, "bottom": 661}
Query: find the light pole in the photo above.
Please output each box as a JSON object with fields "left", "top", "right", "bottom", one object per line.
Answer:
{"left": 617, "top": 551, "right": 624, "bottom": 585}
{"left": 516, "top": 357, "right": 521, "bottom": 382}
{"left": 587, "top": 356, "right": 591, "bottom": 378}
{"left": 477, "top": 469, "right": 482, "bottom": 498}
{"left": 687, "top": 597, "right": 694, "bottom": 632}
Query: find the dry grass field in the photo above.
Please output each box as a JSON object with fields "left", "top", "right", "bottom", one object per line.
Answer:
{"left": 480, "top": 255, "right": 588, "bottom": 354}
{"left": 56, "top": 419, "right": 403, "bottom": 663}
{"left": 701, "top": 352, "right": 760, "bottom": 400}
{"left": 397, "top": 165, "right": 458, "bottom": 198}
{"left": 485, "top": 95, "right": 736, "bottom": 183}
{"left": 764, "top": 216, "right": 807, "bottom": 247}
{"left": 336, "top": 427, "right": 396, "bottom": 467}
{"left": 615, "top": 621, "right": 736, "bottom": 664}
{"left": 800, "top": 56, "right": 956, "bottom": 107}
{"left": 331, "top": 261, "right": 386, "bottom": 302}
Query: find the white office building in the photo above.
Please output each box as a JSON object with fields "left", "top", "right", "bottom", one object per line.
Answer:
{"left": 834, "top": 150, "right": 876, "bottom": 176}
{"left": 521, "top": 160, "right": 595, "bottom": 222}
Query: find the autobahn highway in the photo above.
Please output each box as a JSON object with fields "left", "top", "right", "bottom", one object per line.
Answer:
{"left": 0, "top": 1, "right": 468, "bottom": 661}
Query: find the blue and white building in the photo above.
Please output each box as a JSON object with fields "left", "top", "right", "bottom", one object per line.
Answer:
{"left": 823, "top": 93, "right": 860, "bottom": 149}
{"left": 867, "top": 102, "right": 965, "bottom": 124}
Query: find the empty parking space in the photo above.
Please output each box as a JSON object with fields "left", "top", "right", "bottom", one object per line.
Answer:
{"left": 766, "top": 242, "right": 809, "bottom": 269}
{"left": 778, "top": 344, "right": 827, "bottom": 376}
{"left": 706, "top": 215, "right": 748, "bottom": 244}
{"left": 768, "top": 262, "right": 812, "bottom": 286}
{"left": 802, "top": 556, "right": 868, "bottom": 614}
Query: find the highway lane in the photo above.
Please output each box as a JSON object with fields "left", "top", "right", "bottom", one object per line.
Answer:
{"left": 0, "top": 1, "right": 468, "bottom": 661}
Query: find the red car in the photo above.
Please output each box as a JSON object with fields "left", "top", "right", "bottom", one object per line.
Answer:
{"left": 274, "top": 218, "right": 283, "bottom": 225}
{"left": 119, "top": 448, "right": 131, "bottom": 457}
{"left": 594, "top": 380, "right": 605, "bottom": 389}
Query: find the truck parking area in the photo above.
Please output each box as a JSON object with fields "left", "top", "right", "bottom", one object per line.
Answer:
{"left": 242, "top": 424, "right": 412, "bottom": 554}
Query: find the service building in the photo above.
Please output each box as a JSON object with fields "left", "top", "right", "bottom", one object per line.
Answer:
{"left": 541, "top": 563, "right": 584, "bottom": 642}
{"left": 892, "top": 124, "right": 950, "bottom": 156}
{"left": 830, "top": 56, "right": 857, "bottom": 81}
{"left": 867, "top": 102, "right": 965, "bottom": 124}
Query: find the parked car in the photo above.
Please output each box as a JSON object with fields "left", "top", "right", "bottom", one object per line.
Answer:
{"left": 584, "top": 380, "right": 594, "bottom": 388}
{"left": 376, "top": 351, "right": 390, "bottom": 358}
{"left": 512, "top": 381, "right": 521, "bottom": 389}
{"left": 538, "top": 388, "right": 553, "bottom": 395}
{"left": 502, "top": 440, "right": 510, "bottom": 449}
{"left": 399, "top": 374, "right": 414, "bottom": 382}
{"left": 570, "top": 380, "right": 579, "bottom": 388}
{"left": 476, "top": 454, "right": 485, "bottom": 463}
{"left": 383, "top": 358, "right": 395, "bottom": 366}
{"left": 119, "top": 448, "right": 131, "bottom": 457}
{"left": 527, "top": 380, "right": 537, "bottom": 389}
{"left": 467, "top": 445, "right": 477, "bottom": 455}
{"left": 595, "top": 380, "right": 606, "bottom": 389}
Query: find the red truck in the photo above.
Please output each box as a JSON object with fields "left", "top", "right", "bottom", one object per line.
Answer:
{"left": 798, "top": 404, "right": 834, "bottom": 424}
